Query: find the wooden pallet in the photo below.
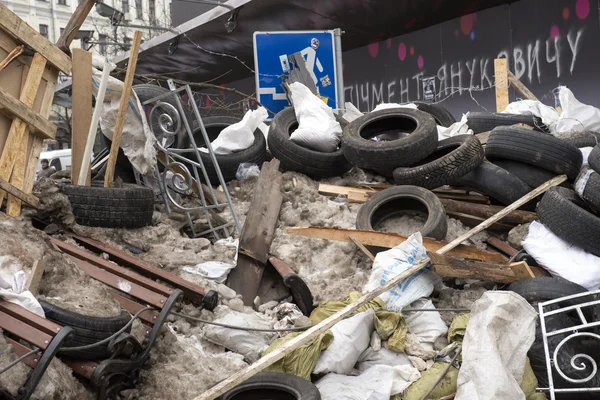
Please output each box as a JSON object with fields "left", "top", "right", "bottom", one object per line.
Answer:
{"left": 0, "top": 3, "right": 71, "bottom": 216}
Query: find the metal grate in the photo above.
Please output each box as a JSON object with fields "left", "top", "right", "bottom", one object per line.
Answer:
{"left": 538, "top": 289, "right": 600, "bottom": 399}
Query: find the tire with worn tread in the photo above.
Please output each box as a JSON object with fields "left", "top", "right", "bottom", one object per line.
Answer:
{"left": 415, "top": 102, "right": 456, "bottom": 127}
{"left": 537, "top": 187, "right": 600, "bottom": 257}
{"left": 561, "top": 131, "right": 600, "bottom": 148}
{"left": 492, "top": 159, "right": 559, "bottom": 189}
{"left": 576, "top": 168, "right": 600, "bottom": 211}
{"left": 40, "top": 301, "right": 132, "bottom": 360}
{"left": 466, "top": 112, "right": 543, "bottom": 133}
{"left": 456, "top": 162, "right": 532, "bottom": 207}
{"left": 393, "top": 135, "right": 483, "bottom": 189}
{"left": 588, "top": 145, "right": 600, "bottom": 172}
{"left": 62, "top": 184, "right": 154, "bottom": 228}
{"left": 356, "top": 186, "right": 447, "bottom": 240}
{"left": 342, "top": 108, "right": 438, "bottom": 176}
{"left": 220, "top": 372, "right": 321, "bottom": 400}
{"left": 486, "top": 126, "right": 582, "bottom": 180}
{"left": 268, "top": 107, "right": 352, "bottom": 178}
{"left": 191, "top": 116, "right": 266, "bottom": 183}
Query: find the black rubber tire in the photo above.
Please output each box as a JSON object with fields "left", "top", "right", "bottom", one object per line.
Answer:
{"left": 220, "top": 372, "right": 321, "bottom": 400}
{"left": 414, "top": 102, "right": 456, "bottom": 127}
{"left": 62, "top": 184, "right": 154, "bottom": 228}
{"left": 466, "top": 112, "right": 544, "bottom": 134}
{"left": 492, "top": 159, "right": 559, "bottom": 189}
{"left": 509, "top": 277, "right": 590, "bottom": 305}
{"left": 588, "top": 145, "right": 600, "bottom": 172}
{"left": 268, "top": 107, "right": 352, "bottom": 178}
{"left": 133, "top": 84, "right": 192, "bottom": 149}
{"left": 561, "top": 131, "right": 600, "bottom": 148}
{"left": 40, "top": 301, "right": 132, "bottom": 360}
{"left": 190, "top": 116, "right": 266, "bottom": 183}
{"left": 392, "top": 135, "right": 484, "bottom": 189}
{"left": 342, "top": 108, "right": 438, "bottom": 176}
{"left": 537, "top": 187, "right": 600, "bottom": 257}
{"left": 576, "top": 168, "right": 600, "bottom": 212}
{"left": 356, "top": 185, "right": 448, "bottom": 240}
{"left": 456, "top": 162, "right": 532, "bottom": 207}
{"left": 486, "top": 126, "right": 582, "bottom": 180}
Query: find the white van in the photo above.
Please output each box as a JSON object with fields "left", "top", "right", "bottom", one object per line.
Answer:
{"left": 37, "top": 149, "right": 72, "bottom": 172}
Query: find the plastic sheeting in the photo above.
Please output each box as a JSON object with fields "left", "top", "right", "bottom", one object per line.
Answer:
{"left": 0, "top": 270, "right": 44, "bottom": 317}
{"left": 455, "top": 291, "right": 537, "bottom": 400}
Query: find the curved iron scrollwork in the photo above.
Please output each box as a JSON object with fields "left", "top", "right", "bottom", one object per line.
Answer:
{"left": 161, "top": 162, "right": 204, "bottom": 212}
{"left": 148, "top": 101, "right": 181, "bottom": 148}
{"left": 553, "top": 332, "right": 600, "bottom": 384}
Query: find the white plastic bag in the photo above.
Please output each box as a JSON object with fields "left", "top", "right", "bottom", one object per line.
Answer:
{"left": 316, "top": 364, "right": 420, "bottom": 400}
{"left": 235, "top": 163, "right": 260, "bottom": 181}
{"left": 405, "top": 298, "right": 448, "bottom": 351}
{"left": 207, "top": 107, "right": 268, "bottom": 154}
{"left": 0, "top": 271, "right": 44, "bottom": 317}
{"left": 313, "top": 309, "right": 375, "bottom": 374}
{"left": 183, "top": 261, "right": 235, "bottom": 284}
{"left": 581, "top": 147, "right": 594, "bottom": 168}
{"left": 342, "top": 102, "right": 364, "bottom": 123}
{"left": 203, "top": 308, "right": 276, "bottom": 362}
{"left": 363, "top": 233, "right": 439, "bottom": 312}
{"left": 356, "top": 347, "right": 412, "bottom": 372}
{"left": 437, "top": 114, "right": 473, "bottom": 140}
{"left": 373, "top": 102, "right": 418, "bottom": 112}
{"left": 523, "top": 221, "right": 600, "bottom": 290}
{"left": 289, "top": 82, "right": 342, "bottom": 152}
{"left": 555, "top": 87, "right": 600, "bottom": 135}
{"left": 503, "top": 99, "right": 560, "bottom": 133}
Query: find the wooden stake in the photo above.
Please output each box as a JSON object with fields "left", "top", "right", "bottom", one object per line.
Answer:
{"left": 0, "top": 177, "right": 39, "bottom": 208}
{"left": 55, "top": 0, "right": 97, "bottom": 54}
{"left": 0, "top": 45, "right": 23, "bottom": 72}
{"left": 26, "top": 258, "right": 46, "bottom": 295}
{"left": 71, "top": 48, "right": 93, "bottom": 185}
{"left": 349, "top": 235, "right": 375, "bottom": 261}
{"left": 195, "top": 178, "right": 563, "bottom": 399}
{"left": 507, "top": 70, "right": 540, "bottom": 102}
{"left": 494, "top": 58, "right": 509, "bottom": 112}
{"left": 438, "top": 175, "right": 567, "bottom": 254}
{"left": 104, "top": 30, "right": 142, "bottom": 188}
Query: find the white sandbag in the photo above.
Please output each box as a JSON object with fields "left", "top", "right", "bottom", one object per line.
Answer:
{"left": 455, "top": 291, "right": 537, "bottom": 400}
{"left": 555, "top": 87, "right": 600, "bottom": 135}
{"left": 363, "top": 233, "right": 439, "bottom": 312}
{"left": 342, "top": 102, "right": 364, "bottom": 122}
{"left": 405, "top": 298, "right": 448, "bottom": 351}
{"left": 581, "top": 147, "right": 594, "bottom": 168}
{"left": 289, "top": 82, "right": 342, "bottom": 152}
{"left": 206, "top": 107, "right": 268, "bottom": 154}
{"left": 437, "top": 114, "right": 473, "bottom": 140}
{"left": 356, "top": 347, "right": 412, "bottom": 372}
{"left": 373, "top": 102, "right": 418, "bottom": 112}
{"left": 523, "top": 221, "right": 600, "bottom": 290}
{"left": 0, "top": 271, "right": 44, "bottom": 317}
{"left": 202, "top": 308, "right": 276, "bottom": 363}
{"left": 503, "top": 99, "right": 560, "bottom": 132}
{"left": 313, "top": 309, "right": 375, "bottom": 374}
{"left": 317, "top": 364, "right": 420, "bottom": 400}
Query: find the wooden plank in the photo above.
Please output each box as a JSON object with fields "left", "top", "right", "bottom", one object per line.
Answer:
{"left": 509, "top": 261, "right": 536, "bottom": 281}
{"left": 61, "top": 359, "right": 98, "bottom": 380}
{"left": 429, "top": 253, "right": 516, "bottom": 283}
{"left": 446, "top": 211, "right": 515, "bottom": 231}
{"left": 0, "top": 300, "right": 62, "bottom": 336}
{"left": 507, "top": 70, "right": 540, "bottom": 102}
{"left": 5, "top": 337, "right": 42, "bottom": 368}
{"left": 0, "top": 310, "right": 52, "bottom": 349}
{"left": 227, "top": 160, "right": 283, "bottom": 305}
{"left": 0, "top": 88, "right": 56, "bottom": 139}
{"left": 349, "top": 235, "right": 375, "bottom": 261}
{"left": 348, "top": 190, "right": 370, "bottom": 203}
{"left": 0, "top": 45, "right": 23, "bottom": 72}
{"left": 0, "top": 176, "right": 39, "bottom": 207}
{"left": 286, "top": 227, "right": 507, "bottom": 262}
{"left": 26, "top": 257, "right": 46, "bottom": 295}
{"left": 104, "top": 30, "right": 142, "bottom": 187}
{"left": 110, "top": 291, "right": 159, "bottom": 325}
{"left": 494, "top": 58, "right": 509, "bottom": 112}
{"left": 72, "top": 235, "right": 206, "bottom": 303}
{"left": 71, "top": 49, "right": 92, "bottom": 185}
{"left": 0, "top": 3, "right": 72, "bottom": 74}
{"left": 438, "top": 175, "right": 567, "bottom": 254}
{"left": 319, "top": 183, "right": 375, "bottom": 197}
{"left": 486, "top": 237, "right": 519, "bottom": 257}
{"left": 434, "top": 192, "right": 490, "bottom": 204}
{"left": 0, "top": 53, "right": 46, "bottom": 206}
{"left": 55, "top": 0, "right": 97, "bottom": 54}
{"left": 440, "top": 198, "right": 538, "bottom": 225}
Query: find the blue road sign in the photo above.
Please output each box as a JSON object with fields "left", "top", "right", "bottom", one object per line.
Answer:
{"left": 253, "top": 30, "right": 340, "bottom": 117}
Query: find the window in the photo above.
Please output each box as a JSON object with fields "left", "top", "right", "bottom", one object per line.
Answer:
{"left": 148, "top": 0, "right": 155, "bottom": 23}
{"left": 39, "top": 24, "right": 49, "bottom": 39}
{"left": 135, "top": 0, "right": 143, "bottom": 19}
{"left": 57, "top": 0, "right": 66, "bottom": 5}
{"left": 122, "top": 0, "right": 129, "bottom": 13}
{"left": 123, "top": 36, "right": 132, "bottom": 51}
{"left": 99, "top": 34, "right": 108, "bottom": 56}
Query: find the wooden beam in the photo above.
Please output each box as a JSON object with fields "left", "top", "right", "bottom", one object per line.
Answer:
{"left": 446, "top": 211, "right": 515, "bottom": 231}
{"left": 71, "top": 49, "right": 92, "bottom": 186}
{"left": 26, "top": 257, "right": 46, "bottom": 295}
{"left": 486, "top": 237, "right": 519, "bottom": 257}
{"left": 438, "top": 175, "right": 567, "bottom": 254}
{"left": 0, "top": 176, "right": 39, "bottom": 207}
{"left": 0, "top": 53, "right": 46, "bottom": 207}
{"left": 55, "top": 0, "right": 97, "bottom": 54}
{"left": 494, "top": 58, "right": 509, "bottom": 112}
{"left": 104, "top": 30, "right": 142, "bottom": 187}
{"left": 286, "top": 227, "right": 507, "bottom": 262}
{"left": 0, "top": 87, "right": 56, "bottom": 139}
{"left": 429, "top": 253, "right": 516, "bottom": 284}
{"left": 349, "top": 235, "right": 375, "bottom": 261}
{"left": 227, "top": 160, "right": 283, "bottom": 305}
{"left": 0, "top": 3, "right": 72, "bottom": 74}
{"left": 440, "top": 198, "right": 538, "bottom": 226}
{"left": 510, "top": 261, "right": 550, "bottom": 281}
{"left": 507, "top": 70, "right": 540, "bottom": 102}
{"left": 0, "top": 45, "right": 23, "bottom": 72}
